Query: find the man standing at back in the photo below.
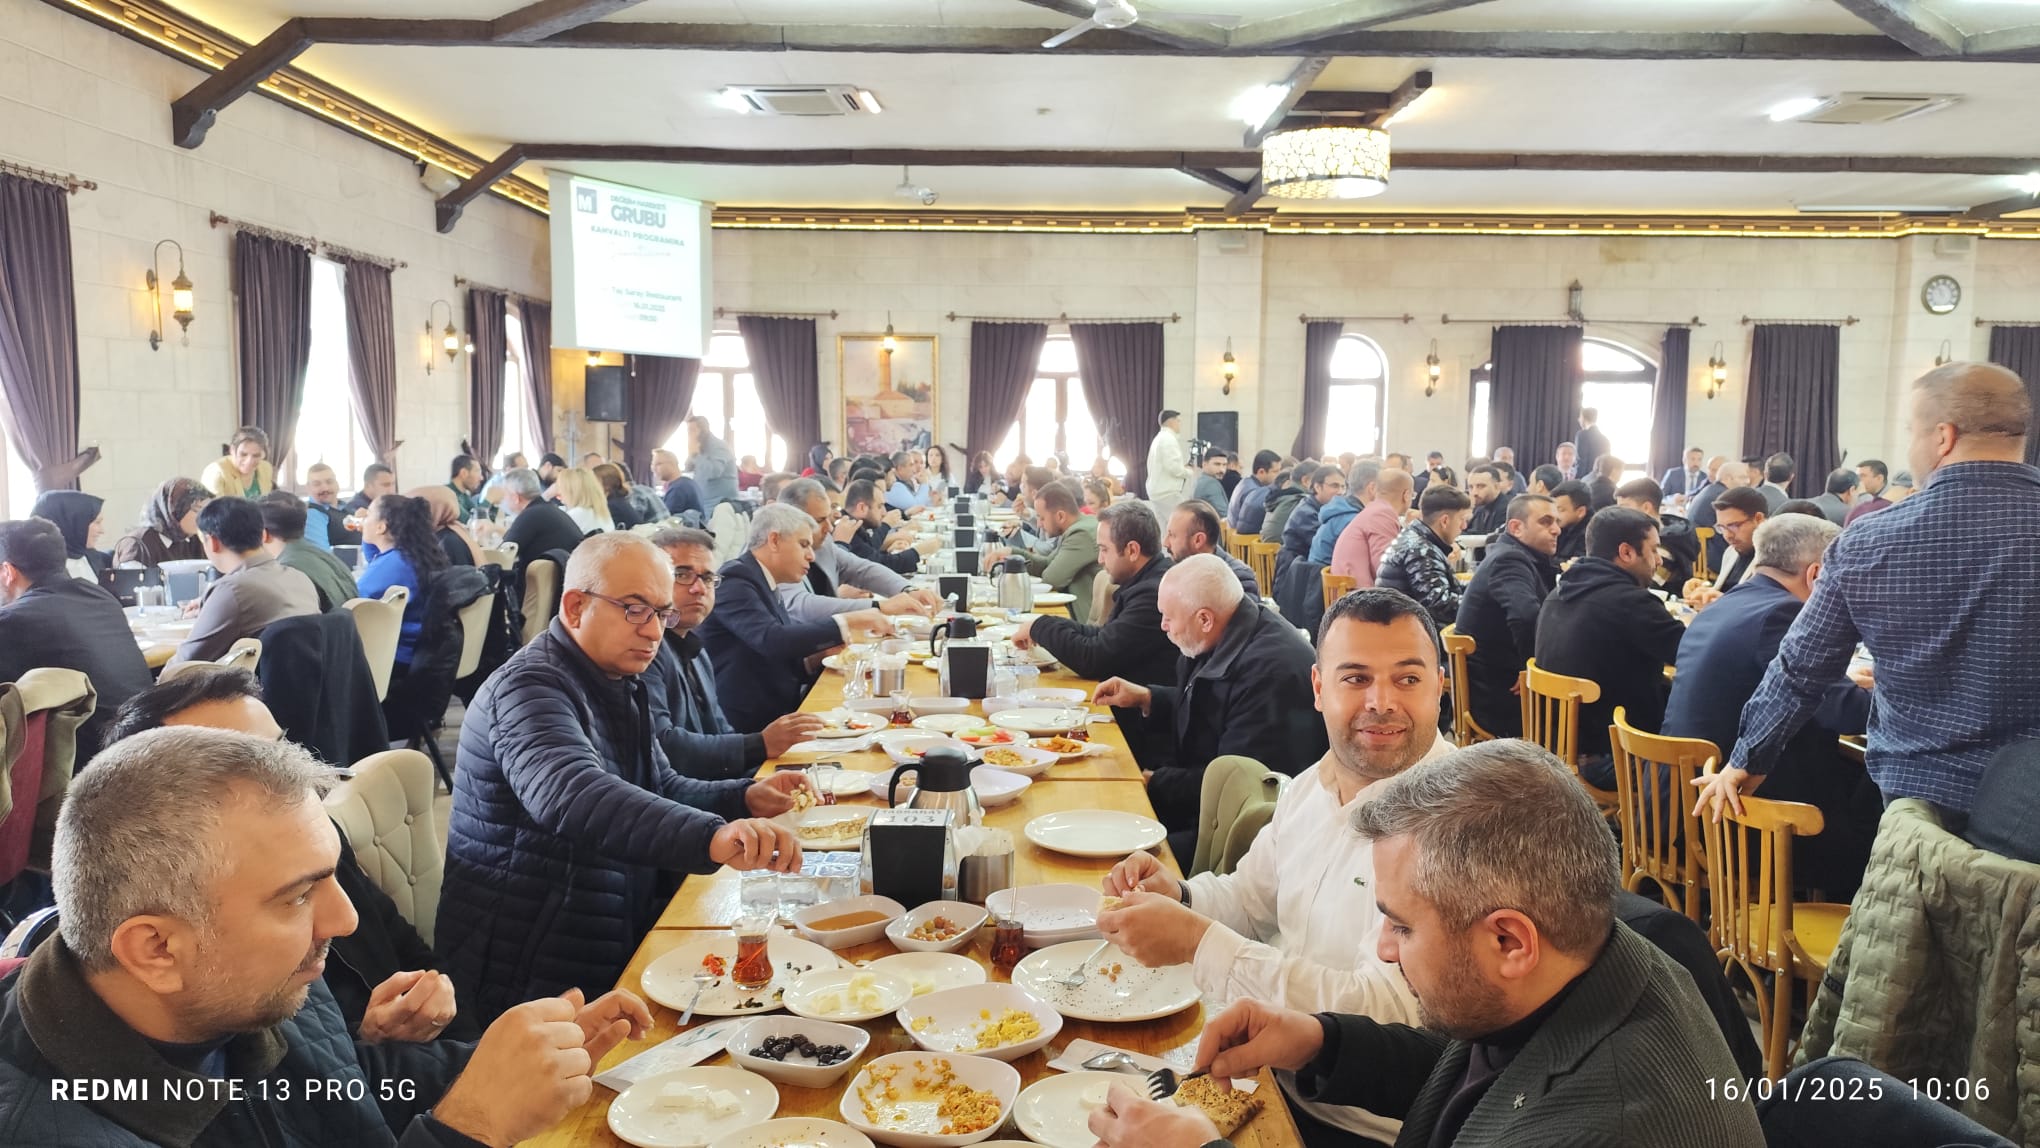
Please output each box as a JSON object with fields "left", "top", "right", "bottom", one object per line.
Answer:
{"left": 1699, "top": 363, "right": 2040, "bottom": 820}
{"left": 1575, "top": 408, "right": 1611, "bottom": 474}
{"left": 1329, "top": 467, "right": 1412, "bottom": 585}
{"left": 1145, "top": 409, "right": 1194, "bottom": 519}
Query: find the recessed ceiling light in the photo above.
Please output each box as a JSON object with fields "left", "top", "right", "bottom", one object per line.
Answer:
{"left": 713, "top": 88, "right": 753, "bottom": 113}
{"left": 857, "top": 89, "right": 883, "bottom": 114}
{"left": 1230, "top": 83, "right": 1289, "bottom": 127}
{"left": 1767, "top": 96, "right": 1827, "bottom": 122}
{"left": 2015, "top": 172, "right": 2040, "bottom": 195}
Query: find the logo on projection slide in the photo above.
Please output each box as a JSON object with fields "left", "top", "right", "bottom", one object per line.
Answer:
{"left": 610, "top": 200, "right": 667, "bottom": 229}
{"left": 575, "top": 186, "right": 599, "bottom": 214}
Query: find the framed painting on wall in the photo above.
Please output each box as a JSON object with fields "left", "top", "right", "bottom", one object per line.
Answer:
{"left": 839, "top": 333, "right": 938, "bottom": 458}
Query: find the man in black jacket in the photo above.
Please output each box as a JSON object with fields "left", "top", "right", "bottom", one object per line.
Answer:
{"left": 0, "top": 518, "right": 151, "bottom": 755}
{"left": 1575, "top": 407, "right": 1612, "bottom": 475}
{"left": 500, "top": 467, "right": 589, "bottom": 558}
{"left": 841, "top": 478, "right": 921, "bottom": 575}
{"left": 1084, "top": 742, "right": 1762, "bottom": 1148}
{"left": 1278, "top": 464, "right": 1346, "bottom": 579}
{"left": 1616, "top": 476, "right": 1699, "bottom": 590}
{"left": 1550, "top": 479, "right": 1592, "bottom": 561}
{"left": 1454, "top": 494, "right": 1561, "bottom": 738}
{"left": 1534, "top": 507, "right": 1686, "bottom": 789}
{"left": 1464, "top": 465, "right": 1510, "bottom": 536}
{"left": 1094, "top": 554, "right": 1327, "bottom": 858}
{"left": 1015, "top": 502, "right": 1176, "bottom": 689}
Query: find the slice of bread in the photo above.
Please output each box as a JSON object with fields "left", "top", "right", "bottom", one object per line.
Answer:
{"left": 1174, "top": 1075, "right": 1261, "bottom": 1138}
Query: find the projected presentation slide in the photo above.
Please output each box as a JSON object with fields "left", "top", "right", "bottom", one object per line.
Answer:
{"left": 549, "top": 172, "right": 709, "bottom": 359}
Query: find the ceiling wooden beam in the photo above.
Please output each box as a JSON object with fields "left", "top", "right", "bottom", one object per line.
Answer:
{"left": 436, "top": 145, "right": 532, "bottom": 233}
{"left": 1223, "top": 174, "right": 1266, "bottom": 216}
{"left": 1230, "top": 0, "right": 1502, "bottom": 50}
{"left": 1293, "top": 91, "right": 1392, "bottom": 114}
{"left": 1245, "top": 57, "right": 1334, "bottom": 148}
{"left": 1180, "top": 167, "right": 1252, "bottom": 196}
{"left": 170, "top": 19, "right": 317, "bottom": 148}
{"left": 489, "top": 0, "right": 649, "bottom": 42}
{"left": 1964, "top": 190, "right": 2040, "bottom": 219}
{"left": 1006, "top": 0, "right": 1229, "bottom": 50}
{"left": 1376, "top": 68, "right": 1433, "bottom": 124}
{"left": 1828, "top": 0, "right": 1964, "bottom": 57}
{"left": 1962, "top": 26, "right": 2040, "bottom": 56}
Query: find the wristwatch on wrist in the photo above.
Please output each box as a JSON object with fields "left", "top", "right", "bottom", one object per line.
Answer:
{"left": 1178, "top": 882, "right": 1192, "bottom": 907}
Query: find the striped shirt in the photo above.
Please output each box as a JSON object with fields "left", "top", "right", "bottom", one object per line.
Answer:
{"left": 1729, "top": 460, "right": 2040, "bottom": 812}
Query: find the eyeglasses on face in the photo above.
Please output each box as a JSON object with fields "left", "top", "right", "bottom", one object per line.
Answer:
{"left": 673, "top": 569, "right": 723, "bottom": 588}
{"left": 582, "top": 591, "right": 682, "bottom": 626}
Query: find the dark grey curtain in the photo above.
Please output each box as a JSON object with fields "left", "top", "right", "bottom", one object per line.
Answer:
{"left": 1070, "top": 321, "right": 1165, "bottom": 497}
{"left": 1987, "top": 326, "right": 2040, "bottom": 465}
{"left": 1295, "top": 320, "right": 1343, "bottom": 459}
{"left": 519, "top": 300, "right": 554, "bottom": 456}
{"left": 1742, "top": 324, "right": 1840, "bottom": 497}
{"left": 1649, "top": 326, "right": 1691, "bottom": 478}
{"left": 625, "top": 355, "right": 701, "bottom": 480}
{"left": 339, "top": 258, "right": 399, "bottom": 464}
{"left": 233, "top": 230, "right": 313, "bottom": 466}
{"left": 966, "top": 321, "right": 1048, "bottom": 462}
{"left": 736, "top": 315, "right": 820, "bottom": 465}
{"left": 465, "top": 288, "right": 509, "bottom": 465}
{"left": 1490, "top": 325, "right": 1584, "bottom": 470}
{"left": 0, "top": 174, "right": 92, "bottom": 490}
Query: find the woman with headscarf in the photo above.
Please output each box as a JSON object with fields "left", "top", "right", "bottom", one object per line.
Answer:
{"left": 32, "top": 491, "right": 110, "bottom": 585}
{"left": 803, "top": 443, "right": 832, "bottom": 479}
{"left": 408, "top": 485, "right": 479, "bottom": 567}
{"left": 113, "top": 478, "right": 212, "bottom": 568}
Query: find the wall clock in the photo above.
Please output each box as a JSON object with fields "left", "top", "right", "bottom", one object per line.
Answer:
{"left": 1922, "top": 275, "right": 1962, "bottom": 315}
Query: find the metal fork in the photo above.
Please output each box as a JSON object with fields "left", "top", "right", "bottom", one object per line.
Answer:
{"left": 1054, "top": 939, "right": 1113, "bottom": 988}
{"left": 1145, "top": 1067, "right": 1209, "bottom": 1101}
{"left": 677, "top": 970, "right": 716, "bottom": 1026}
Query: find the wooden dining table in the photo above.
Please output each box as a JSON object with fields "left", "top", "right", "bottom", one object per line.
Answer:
{"left": 526, "top": 606, "right": 1307, "bottom": 1148}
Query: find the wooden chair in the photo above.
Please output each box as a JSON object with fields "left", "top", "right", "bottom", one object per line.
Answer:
{"left": 1519, "top": 659, "right": 1619, "bottom": 815}
{"left": 1608, "top": 707, "right": 1715, "bottom": 923}
{"left": 1692, "top": 526, "right": 1714, "bottom": 582}
{"left": 1701, "top": 785, "right": 1850, "bottom": 1080}
{"left": 1246, "top": 540, "right": 1279, "bottom": 599}
{"left": 1322, "top": 570, "right": 1356, "bottom": 611}
{"left": 1439, "top": 626, "right": 1495, "bottom": 745}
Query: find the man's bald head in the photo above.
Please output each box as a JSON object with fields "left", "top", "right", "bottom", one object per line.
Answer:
{"left": 1377, "top": 468, "right": 1415, "bottom": 511}
{"left": 1714, "top": 461, "right": 1751, "bottom": 489}
{"left": 1909, "top": 362, "right": 2032, "bottom": 484}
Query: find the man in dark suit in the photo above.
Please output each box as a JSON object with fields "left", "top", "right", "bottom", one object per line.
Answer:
{"left": 1015, "top": 502, "right": 1176, "bottom": 689}
{"left": 1686, "top": 485, "right": 1767, "bottom": 609}
{"left": 1455, "top": 493, "right": 1560, "bottom": 738}
{"left": 500, "top": 467, "right": 589, "bottom": 558}
{"left": 1659, "top": 446, "right": 1707, "bottom": 501}
{"left": 1664, "top": 514, "right": 1878, "bottom": 899}
{"left": 697, "top": 503, "right": 893, "bottom": 732}
{"left": 0, "top": 518, "right": 152, "bottom": 754}
{"left": 1084, "top": 741, "right": 1764, "bottom": 1148}
{"left": 1574, "top": 407, "right": 1612, "bottom": 475}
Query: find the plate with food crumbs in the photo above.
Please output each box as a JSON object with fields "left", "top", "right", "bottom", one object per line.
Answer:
{"left": 838, "top": 1053, "right": 1022, "bottom": 1148}
{"left": 1010, "top": 941, "right": 1200, "bottom": 1023}
{"left": 784, "top": 967, "right": 914, "bottom": 1023}
{"left": 608, "top": 1066, "right": 777, "bottom": 1148}
{"left": 894, "top": 983, "right": 1061, "bottom": 1062}
{"left": 868, "top": 952, "right": 986, "bottom": 998}
{"left": 974, "top": 746, "right": 1057, "bottom": 778}
{"left": 641, "top": 934, "right": 840, "bottom": 1017}
{"left": 815, "top": 709, "right": 889, "bottom": 737}
{"left": 1174, "top": 1073, "right": 1264, "bottom": 1138}
{"left": 885, "top": 902, "right": 990, "bottom": 953}
{"left": 707, "top": 1117, "right": 876, "bottom": 1148}
{"left": 1014, "top": 1072, "right": 1130, "bottom": 1148}
{"left": 1024, "top": 736, "right": 1090, "bottom": 761}
{"left": 777, "top": 807, "right": 873, "bottom": 851}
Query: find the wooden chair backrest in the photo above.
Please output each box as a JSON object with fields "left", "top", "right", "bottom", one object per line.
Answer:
{"left": 1692, "top": 526, "right": 1714, "bottom": 581}
{"left": 1439, "top": 625, "right": 1493, "bottom": 745}
{"left": 1246, "top": 540, "right": 1279, "bottom": 599}
{"left": 1321, "top": 570, "right": 1357, "bottom": 611}
{"left": 1701, "top": 788, "right": 1826, "bottom": 975}
{"left": 1609, "top": 707, "right": 1716, "bottom": 923}
{"left": 1519, "top": 658, "right": 1601, "bottom": 767}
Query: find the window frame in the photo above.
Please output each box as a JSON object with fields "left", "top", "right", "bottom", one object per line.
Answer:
{"left": 285, "top": 255, "right": 374, "bottom": 490}
{"left": 1323, "top": 333, "right": 1388, "bottom": 459}
{"left": 993, "top": 334, "right": 1123, "bottom": 475}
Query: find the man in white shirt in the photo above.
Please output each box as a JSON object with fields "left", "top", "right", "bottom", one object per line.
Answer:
{"left": 1144, "top": 409, "right": 1194, "bottom": 520}
{"left": 1096, "top": 587, "right": 1452, "bottom": 1146}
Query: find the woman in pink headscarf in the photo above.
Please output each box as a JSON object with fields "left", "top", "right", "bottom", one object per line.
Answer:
{"left": 408, "top": 485, "right": 479, "bottom": 567}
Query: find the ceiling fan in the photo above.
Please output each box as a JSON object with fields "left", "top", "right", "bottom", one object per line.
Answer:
{"left": 1041, "top": 0, "right": 1237, "bottom": 49}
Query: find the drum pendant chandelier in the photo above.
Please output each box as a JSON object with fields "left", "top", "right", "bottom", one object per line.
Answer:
{"left": 1262, "top": 125, "right": 1392, "bottom": 199}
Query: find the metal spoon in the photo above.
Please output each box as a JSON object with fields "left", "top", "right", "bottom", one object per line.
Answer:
{"left": 1055, "top": 939, "right": 1114, "bottom": 987}
{"left": 1080, "top": 1050, "right": 1145, "bottom": 1074}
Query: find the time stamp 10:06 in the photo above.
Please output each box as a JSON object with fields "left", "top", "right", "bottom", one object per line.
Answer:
{"left": 1705, "top": 1075, "right": 1991, "bottom": 1104}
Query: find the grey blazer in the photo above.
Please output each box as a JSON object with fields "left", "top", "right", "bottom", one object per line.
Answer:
{"left": 1264, "top": 924, "right": 1764, "bottom": 1148}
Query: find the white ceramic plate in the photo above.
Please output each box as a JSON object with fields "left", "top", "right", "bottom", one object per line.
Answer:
{"left": 814, "top": 709, "right": 889, "bottom": 738}
{"left": 1014, "top": 1072, "right": 1126, "bottom": 1148}
{"left": 810, "top": 770, "right": 875, "bottom": 799}
{"left": 607, "top": 1066, "right": 777, "bottom": 1148}
{"left": 896, "top": 983, "right": 1062, "bottom": 1062}
{"left": 778, "top": 806, "right": 875, "bottom": 851}
{"left": 1011, "top": 941, "right": 1201, "bottom": 1023}
{"left": 708, "top": 1118, "right": 875, "bottom": 1148}
{"left": 839, "top": 1053, "right": 1021, "bottom": 1148}
{"left": 982, "top": 884, "right": 1103, "bottom": 946}
{"left": 911, "top": 714, "right": 983, "bottom": 734}
{"left": 725, "top": 1017, "right": 872, "bottom": 1089}
{"left": 1024, "top": 736, "right": 1092, "bottom": 762}
{"left": 968, "top": 765, "right": 1031, "bottom": 807}
{"left": 784, "top": 967, "right": 915, "bottom": 1023}
{"left": 1016, "top": 687, "right": 1087, "bottom": 707}
{"left": 884, "top": 902, "right": 990, "bottom": 954}
{"left": 988, "top": 709, "right": 1086, "bottom": 737}
{"left": 972, "top": 746, "right": 1058, "bottom": 778}
{"left": 1024, "top": 811, "right": 1166, "bottom": 859}
{"left": 641, "top": 934, "right": 840, "bottom": 1016}
{"left": 1032, "top": 591, "right": 1077, "bottom": 606}
{"left": 877, "top": 732, "right": 963, "bottom": 765}
{"left": 868, "top": 951, "right": 987, "bottom": 997}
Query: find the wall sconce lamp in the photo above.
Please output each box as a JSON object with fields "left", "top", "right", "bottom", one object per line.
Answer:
{"left": 587, "top": 350, "right": 603, "bottom": 368}
{"left": 1705, "top": 342, "right": 1728, "bottom": 400}
{"left": 426, "top": 300, "right": 459, "bottom": 374}
{"left": 147, "top": 239, "right": 194, "bottom": 351}
{"left": 1423, "top": 340, "right": 1442, "bottom": 398}
{"left": 882, "top": 312, "right": 898, "bottom": 355}
{"left": 1567, "top": 280, "right": 1585, "bottom": 322}
{"left": 1220, "top": 338, "right": 1238, "bottom": 395}
{"left": 1934, "top": 339, "right": 1953, "bottom": 367}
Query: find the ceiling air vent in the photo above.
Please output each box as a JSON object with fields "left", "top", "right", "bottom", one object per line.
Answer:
{"left": 1793, "top": 92, "right": 1959, "bottom": 125}
{"left": 718, "top": 85, "right": 881, "bottom": 116}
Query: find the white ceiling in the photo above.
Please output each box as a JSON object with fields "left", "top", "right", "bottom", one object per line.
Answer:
{"left": 162, "top": 0, "right": 2040, "bottom": 216}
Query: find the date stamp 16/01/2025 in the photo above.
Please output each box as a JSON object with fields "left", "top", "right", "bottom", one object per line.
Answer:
{"left": 1706, "top": 1075, "right": 1992, "bottom": 1105}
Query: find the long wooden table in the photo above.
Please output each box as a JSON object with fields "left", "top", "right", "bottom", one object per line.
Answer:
{"left": 528, "top": 623, "right": 1306, "bottom": 1148}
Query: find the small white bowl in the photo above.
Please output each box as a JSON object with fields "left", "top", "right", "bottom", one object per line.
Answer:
{"left": 983, "top": 884, "right": 1103, "bottom": 946}
{"left": 877, "top": 732, "right": 961, "bottom": 765}
{"left": 791, "top": 895, "right": 906, "bottom": 950}
{"left": 969, "top": 766, "right": 1031, "bottom": 807}
{"left": 839, "top": 1052, "right": 1021, "bottom": 1148}
{"left": 896, "top": 983, "right": 1062, "bottom": 1062}
{"left": 971, "top": 745, "right": 1057, "bottom": 779}
{"left": 910, "top": 696, "right": 972, "bottom": 714}
{"left": 885, "top": 901, "right": 990, "bottom": 953}
{"left": 979, "top": 695, "right": 1021, "bottom": 716}
{"left": 727, "top": 1017, "right": 871, "bottom": 1088}
{"left": 785, "top": 967, "right": 915, "bottom": 1023}
{"left": 1017, "top": 687, "right": 1087, "bottom": 708}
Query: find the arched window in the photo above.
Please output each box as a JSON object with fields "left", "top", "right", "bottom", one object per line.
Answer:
{"left": 1322, "top": 334, "right": 1387, "bottom": 457}
{"left": 1580, "top": 338, "right": 1656, "bottom": 479}
{"left": 994, "top": 334, "right": 1124, "bottom": 476}
{"left": 1468, "top": 361, "right": 1493, "bottom": 459}
{"left": 662, "top": 332, "right": 789, "bottom": 470}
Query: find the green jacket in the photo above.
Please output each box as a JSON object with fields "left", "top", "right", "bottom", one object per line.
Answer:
{"left": 280, "top": 539, "right": 360, "bottom": 612}
{"left": 1024, "top": 514, "right": 1101, "bottom": 615}
{"left": 1798, "top": 799, "right": 2040, "bottom": 1141}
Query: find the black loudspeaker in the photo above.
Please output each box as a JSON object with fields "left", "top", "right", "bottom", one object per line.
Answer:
{"left": 1198, "top": 411, "right": 1239, "bottom": 454}
{"left": 585, "top": 365, "right": 628, "bottom": 422}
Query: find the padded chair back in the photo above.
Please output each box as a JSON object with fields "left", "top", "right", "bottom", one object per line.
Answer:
{"left": 479, "top": 542, "right": 518, "bottom": 571}
{"left": 1609, "top": 707, "right": 1715, "bottom": 923}
{"left": 521, "top": 559, "right": 561, "bottom": 645}
{"left": 0, "top": 685, "right": 31, "bottom": 888}
{"left": 1246, "top": 541, "right": 1279, "bottom": 601}
{"left": 217, "top": 637, "right": 263, "bottom": 674}
{"left": 1519, "top": 659, "right": 1618, "bottom": 813}
{"left": 1191, "top": 755, "right": 1283, "bottom": 878}
{"left": 454, "top": 591, "right": 496, "bottom": 680}
{"left": 1438, "top": 625, "right": 1493, "bottom": 745}
{"left": 1321, "top": 570, "right": 1356, "bottom": 611}
{"left": 343, "top": 594, "right": 405, "bottom": 701}
{"left": 8, "top": 669, "right": 94, "bottom": 876}
{"left": 710, "top": 502, "right": 747, "bottom": 566}
{"left": 324, "top": 749, "right": 444, "bottom": 945}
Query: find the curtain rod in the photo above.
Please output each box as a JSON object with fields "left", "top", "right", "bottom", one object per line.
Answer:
{"left": 0, "top": 158, "right": 95, "bottom": 194}
{"left": 1740, "top": 315, "right": 1859, "bottom": 326}
{"left": 715, "top": 307, "right": 838, "bottom": 320}
{"left": 209, "top": 212, "right": 408, "bottom": 268}
{"left": 1976, "top": 318, "right": 2040, "bottom": 328}
{"left": 1300, "top": 313, "right": 1415, "bottom": 324}
{"left": 452, "top": 275, "right": 545, "bottom": 305}
{"left": 1440, "top": 316, "right": 1582, "bottom": 326}
{"left": 944, "top": 312, "right": 1180, "bottom": 324}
